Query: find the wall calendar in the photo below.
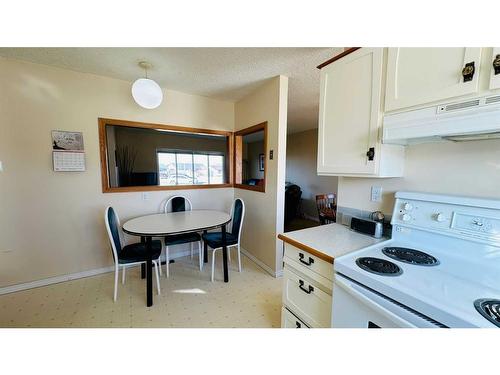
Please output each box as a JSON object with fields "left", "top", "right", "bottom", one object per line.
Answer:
{"left": 51, "top": 130, "right": 86, "bottom": 172}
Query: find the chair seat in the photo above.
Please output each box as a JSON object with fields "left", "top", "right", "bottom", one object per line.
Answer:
{"left": 164, "top": 232, "right": 201, "bottom": 246}
{"left": 118, "top": 240, "right": 162, "bottom": 264}
{"left": 201, "top": 232, "right": 238, "bottom": 249}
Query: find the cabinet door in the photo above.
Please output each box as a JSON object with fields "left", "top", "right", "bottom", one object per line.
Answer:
{"left": 281, "top": 307, "right": 309, "bottom": 328}
{"left": 282, "top": 267, "right": 332, "bottom": 328}
{"left": 489, "top": 47, "right": 500, "bottom": 90}
{"left": 317, "top": 48, "right": 383, "bottom": 175}
{"left": 385, "top": 48, "right": 482, "bottom": 112}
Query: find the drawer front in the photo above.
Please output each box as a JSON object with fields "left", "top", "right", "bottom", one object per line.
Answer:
{"left": 281, "top": 307, "right": 309, "bottom": 328}
{"left": 284, "top": 243, "right": 333, "bottom": 281}
{"left": 282, "top": 267, "right": 332, "bottom": 328}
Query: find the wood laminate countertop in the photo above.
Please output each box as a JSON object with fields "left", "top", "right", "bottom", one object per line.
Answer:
{"left": 278, "top": 223, "right": 386, "bottom": 264}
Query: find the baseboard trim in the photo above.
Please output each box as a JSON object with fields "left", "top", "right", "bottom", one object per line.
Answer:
{"left": 0, "top": 249, "right": 195, "bottom": 296}
{"left": 240, "top": 248, "right": 279, "bottom": 278}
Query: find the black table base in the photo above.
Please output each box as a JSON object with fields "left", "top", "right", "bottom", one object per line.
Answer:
{"left": 128, "top": 221, "right": 230, "bottom": 307}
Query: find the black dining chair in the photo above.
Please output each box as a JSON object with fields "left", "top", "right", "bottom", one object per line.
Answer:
{"left": 202, "top": 198, "right": 245, "bottom": 282}
{"left": 163, "top": 195, "right": 203, "bottom": 277}
{"left": 104, "top": 207, "right": 162, "bottom": 301}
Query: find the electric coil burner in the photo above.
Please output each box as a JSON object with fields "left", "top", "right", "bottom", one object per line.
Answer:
{"left": 382, "top": 247, "right": 439, "bottom": 266}
{"left": 355, "top": 257, "right": 402, "bottom": 276}
{"left": 474, "top": 299, "right": 500, "bottom": 327}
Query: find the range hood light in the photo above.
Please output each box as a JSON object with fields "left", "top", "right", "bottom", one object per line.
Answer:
{"left": 443, "top": 132, "right": 500, "bottom": 142}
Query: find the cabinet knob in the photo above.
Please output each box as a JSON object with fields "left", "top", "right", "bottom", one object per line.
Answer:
{"left": 366, "top": 147, "right": 375, "bottom": 161}
{"left": 462, "top": 61, "right": 475, "bottom": 82}
{"left": 493, "top": 54, "right": 500, "bottom": 75}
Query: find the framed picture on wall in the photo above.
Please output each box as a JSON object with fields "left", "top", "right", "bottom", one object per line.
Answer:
{"left": 259, "top": 153, "right": 265, "bottom": 171}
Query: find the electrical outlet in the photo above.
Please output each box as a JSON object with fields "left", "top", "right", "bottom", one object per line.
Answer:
{"left": 371, "top": 186, "right": 382, "bottom": 202}
{"left": 141, "top": 192, "right": 151, "bottom": 201}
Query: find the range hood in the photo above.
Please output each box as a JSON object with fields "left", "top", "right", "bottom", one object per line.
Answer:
{"left": 383, "top": 94, "right": 500, "bottom": 145}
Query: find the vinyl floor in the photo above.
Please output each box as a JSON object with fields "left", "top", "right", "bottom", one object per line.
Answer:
{"left": 0, "top": 255, "right": 282, "bottom": 328}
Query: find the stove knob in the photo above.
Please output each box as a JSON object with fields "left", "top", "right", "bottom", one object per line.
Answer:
{"left": 435, "top": 213, "right": 445, "bottom": 222}
{"left": 402, "top": 213, "right": 411, "bottom": 222}
{"left": 403, "top": 202, "right": 413, "bottom": 211}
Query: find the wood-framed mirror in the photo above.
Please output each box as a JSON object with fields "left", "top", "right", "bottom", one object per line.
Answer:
{"left": 234, "top": 122, "right": 267, "bottom": 193}
{"left": 98, "top": 118, "right": 234, "bottom": 193}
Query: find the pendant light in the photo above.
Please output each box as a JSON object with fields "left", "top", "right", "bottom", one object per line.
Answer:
{"left": 131, "top": 61, "right": 163, "bottom": 109}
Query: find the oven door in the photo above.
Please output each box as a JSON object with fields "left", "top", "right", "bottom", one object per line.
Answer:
{"left": 332, "top": 273, "right": 443, "bottom": 328}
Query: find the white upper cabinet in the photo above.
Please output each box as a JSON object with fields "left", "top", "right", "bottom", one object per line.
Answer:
{"left": 385, "top": 48, "right": 482, "bottom": 112}
{"left": 489, "top": 47, "right": 500, "bottom": 90}
{"left": 317, "top": 48, "right": 404, "bottom": 177}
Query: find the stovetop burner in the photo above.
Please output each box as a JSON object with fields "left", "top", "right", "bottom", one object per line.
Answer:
{"left": 355, "top": 257, "right": 402, "bottom": 276}
{"left": 474, "top": 299, "right": 500, "bottom": 327}
{"left": 382, "top": 247, "right": 439, "bottom": 266}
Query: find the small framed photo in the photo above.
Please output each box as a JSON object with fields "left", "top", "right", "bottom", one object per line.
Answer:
{"left": 259, "top": 153, "right": 265, "bottom": 171}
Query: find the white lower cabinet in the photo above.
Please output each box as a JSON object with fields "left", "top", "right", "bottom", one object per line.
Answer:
{"left": 281, "top": 307, "right": 309, "bottom": 328}
{"left": 281, "top": 243, "right": 333, "bottom": 328}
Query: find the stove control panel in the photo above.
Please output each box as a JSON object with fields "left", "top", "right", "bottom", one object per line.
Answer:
{"left": 392, "top": 196, "right": 500, "bottom": 243}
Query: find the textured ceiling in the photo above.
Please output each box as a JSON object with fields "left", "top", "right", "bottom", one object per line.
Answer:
{"left": 0, "top": 47, "right": 342, "bottom": 133}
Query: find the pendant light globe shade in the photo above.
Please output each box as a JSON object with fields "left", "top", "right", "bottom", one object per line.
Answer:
{"left": 131, "top": 78, "right": 163, "bottom": 109}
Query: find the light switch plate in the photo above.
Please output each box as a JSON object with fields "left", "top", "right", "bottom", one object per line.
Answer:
{"left": 371, "top": 186, "right": 382, "bottom": 202}
{"left": 142, "top": 192, "right": 151, "bottom": 201}
{"left": 0, "top": 161, "right": 3, "bottom": 172}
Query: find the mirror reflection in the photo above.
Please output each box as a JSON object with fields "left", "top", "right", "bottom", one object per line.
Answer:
{"left": 241, "top": 130, "right": 265, "bottom": 187}
{"left": 234, "top": 122, "right": 267, "bottom": 192}
{"left": 105, "top": 124, "right": 230, "bottom": 188}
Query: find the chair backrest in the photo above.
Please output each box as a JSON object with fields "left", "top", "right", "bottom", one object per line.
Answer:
{"left": 230, "top": 198, "right": 245, "bottom": 242}
{"left": 104, "top": 207, "right": 123, "bottom": 263}
{"left": 164, "top": 195, "right": 193, "bottom": 213}
{"left": 316, "top": 193, "right": 336, "bottom": 211}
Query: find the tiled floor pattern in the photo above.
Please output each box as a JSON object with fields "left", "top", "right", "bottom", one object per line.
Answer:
{"left": 0, "top": 255, "right": 282, "bottom": 328}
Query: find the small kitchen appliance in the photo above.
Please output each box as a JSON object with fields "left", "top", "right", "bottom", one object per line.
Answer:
{"left": 332, "top": 191, "right": 500, "bottom": 328}
{"left": 350, "top": 217, "right": 384, "bottom": 238}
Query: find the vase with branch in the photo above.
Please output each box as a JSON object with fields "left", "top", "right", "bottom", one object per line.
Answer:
{"left": 116, "top": 145, "right": 137, "bottom": 187}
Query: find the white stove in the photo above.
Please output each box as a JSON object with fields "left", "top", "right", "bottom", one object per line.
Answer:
{"left": 332, "top": 191, "right": 500, "bottom": 328}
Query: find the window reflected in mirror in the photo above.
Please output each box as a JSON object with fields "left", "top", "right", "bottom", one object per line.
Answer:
{"left": 99, "top": 119, "right": 232, "bottom": 192}
{"left": 234, "top": 122, "right": 267, "bottom": 192}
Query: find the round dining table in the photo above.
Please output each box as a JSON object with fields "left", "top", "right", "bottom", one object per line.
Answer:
{"left": 122, "top": 210, "right": 231, "bottom": 307}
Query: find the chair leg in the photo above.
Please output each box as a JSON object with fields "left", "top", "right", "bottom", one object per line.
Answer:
{"left": 113, "top": 265, "right": 119, "bottom": 302}
{"left": 122, "top": 266, "right": 126, "bottom": 284}
{"left": 165, "top": 246, "right": 170, "bottom": 278}
{"left": 158, "top": 251, "right": 163, "bottom": 276}
{"left": 153, "top": 261, "right": 161, "bottom": 295}
{"left": 198, "top": 241, "right": 202, "bottom": 271}
{"left": 190, "top": 242, "right": 194, "bottom": 259}
{"left": 237, "top": 244, "right": 242, "bottom": 272}
{"left": 211, "top": 248, "right": 217, "bottom": 282}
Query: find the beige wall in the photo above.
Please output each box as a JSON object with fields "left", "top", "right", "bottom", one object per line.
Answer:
{"left": 0, "top": 57, "right": 235, "bottom": 288}
{"left": 286, "top": 129, "right": 338, "bottom": 219}
{"left": 337, "top": 139, "right": 500, "bottom": 214}
{"left": 234, "top": 76, "right": 288, "bottom": 275}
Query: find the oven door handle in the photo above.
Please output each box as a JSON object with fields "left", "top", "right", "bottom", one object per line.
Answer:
{"left": 334, "top": 274, "right": 417, "bottom": 328}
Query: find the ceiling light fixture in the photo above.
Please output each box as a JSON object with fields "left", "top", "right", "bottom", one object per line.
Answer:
{"left": 131, "top": 61, "right": 163, "bottom": 109}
